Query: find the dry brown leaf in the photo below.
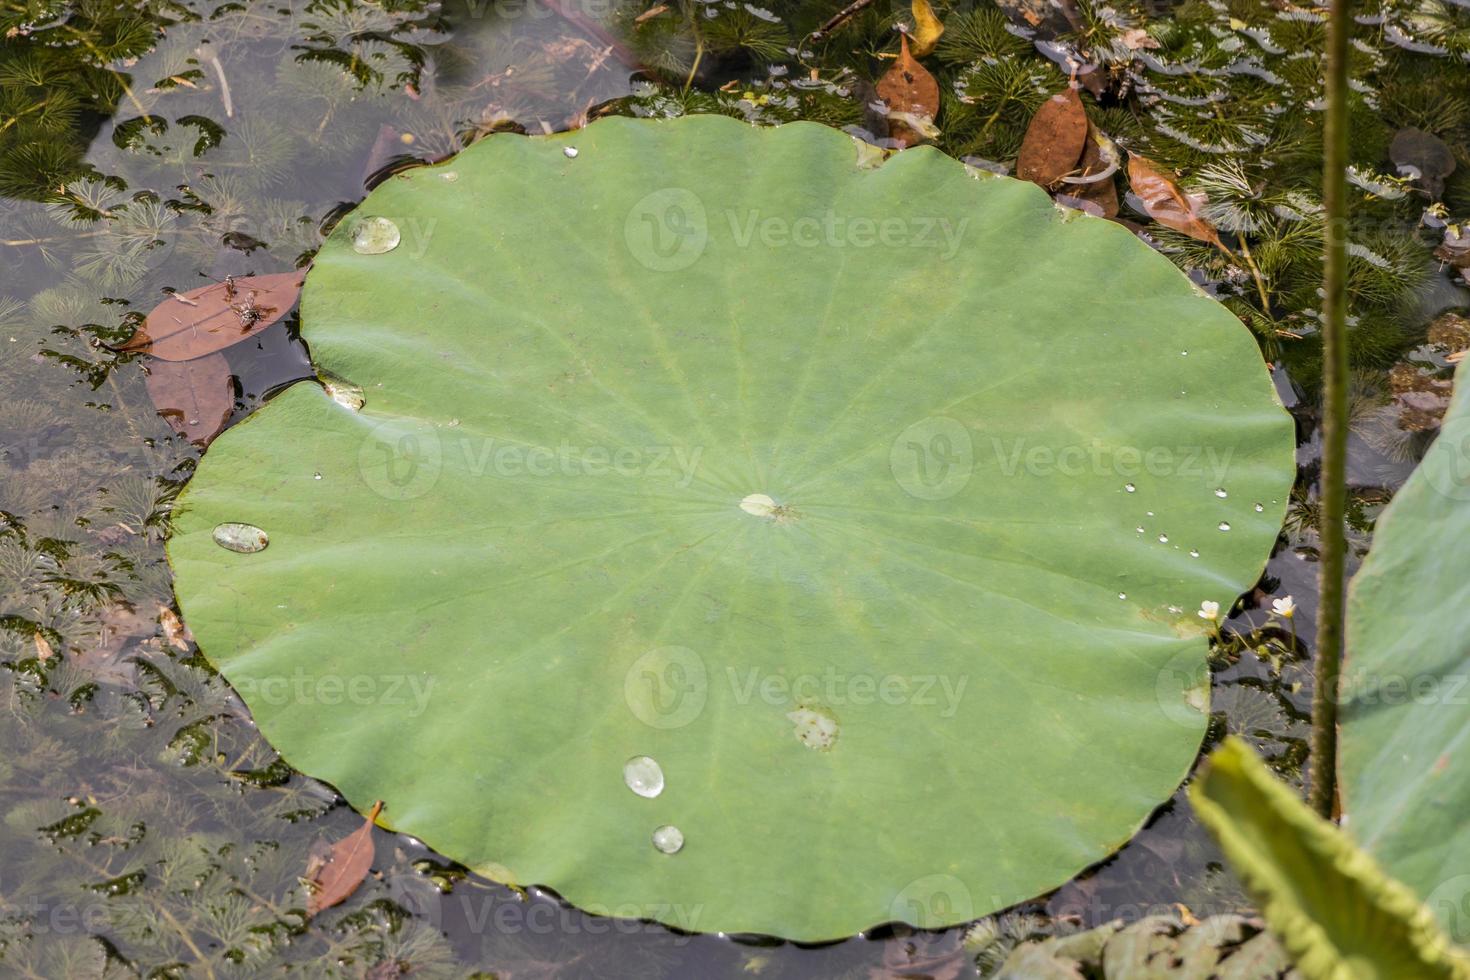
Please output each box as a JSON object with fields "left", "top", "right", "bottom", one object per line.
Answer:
{"left": 876, "top": 35, "right": 939, "bottom": 148}
{"left": 1060, "top": 124, "right": 1120, "bottom": 217}
{"left": 117, "top": 272, "right": 303, "bottom": 361}
{"left": 144, "top": 352, "right": 234, "bottom": 448}
{"left": 159, "top": 605, "right": 192, "bottom": 652}
{"left": 1127, "top": 154, "right": 1231, "bottom": 254}
{"left": 909, "top": 0, "right": 945, "bottom": 57}
{"left": 1016, "top": 87, "right": 1088, "bottom": 189}
{"left": 634, "top": 3, "right": 668, "bottom": 23}
{"left": 35, "top": 633, "right": 53, "bottom": 661}
{"left": 307, "top": 801, "right": 384, "bottom": 917}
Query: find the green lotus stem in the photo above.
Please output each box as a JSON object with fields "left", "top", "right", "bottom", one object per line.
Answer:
{"left": 1310, "top": 0, "right": 1352, "bottom": 819}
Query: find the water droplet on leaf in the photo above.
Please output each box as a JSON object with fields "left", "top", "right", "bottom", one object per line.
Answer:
{"left": 623, "top": 756, "right": 665, "bottom": 799}
{"left": 213, "top": 523, "right": 268, "bottom": 553}
{"left": 1218, "top": 522, "right": 1231, "bottom": 531}
{"left": 351, "top": 216, "right": 401, "bottom": 255}
{"left": 652, "top": 825, "right": 684, "bottom": 854}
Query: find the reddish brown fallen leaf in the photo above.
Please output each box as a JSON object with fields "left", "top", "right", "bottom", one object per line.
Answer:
{"left": 361, "top": 123, "right": 412, "bottom": 189}
{"left": 307, "top": 801, "right": 384, "bottom": 918}
{"left": 876, "top": 35, "right": 940, "bottom": 148}
{"left": 1127, "top": 154, "right": 1231, "bottom": 254}
{"left": 144, "top": 352, "right": 234, "bottom": 448}
{"left": 35, "top": 634, "right": 53, "bottom": 661}
{"left": 1059, "top": 123, "right": 1120, "bottom": 217}
{"left": 1016, "top": 87, "right": 1088, "bottom": 189}
{"left": 117, "top": 272, "right": 303, "bottom": 361}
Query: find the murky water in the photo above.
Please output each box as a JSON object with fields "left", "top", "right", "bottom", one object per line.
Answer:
{"left": 3, "top": 0, "right": 1467, "bottom": 973}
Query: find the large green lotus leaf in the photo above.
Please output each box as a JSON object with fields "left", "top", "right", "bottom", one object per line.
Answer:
{"left": 1342, "top": 357, "right": 1470, "bottom": 940}
{"left": 167, "top": 115, "right": 1294, "bottom": 941}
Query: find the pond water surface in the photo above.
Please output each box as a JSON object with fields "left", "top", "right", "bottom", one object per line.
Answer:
{"left": 2, "top": 0, "right": 1468, "bottom": 974}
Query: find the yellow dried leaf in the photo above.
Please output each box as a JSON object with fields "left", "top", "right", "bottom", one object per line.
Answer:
{"left": 909, "top": 0, "right": 945, "bottom": 57}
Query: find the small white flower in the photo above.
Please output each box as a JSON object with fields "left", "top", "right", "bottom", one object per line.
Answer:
{"left": 1198, "top": 600, "right": 1220, "bottom": 621}
{"left": 1272, "top": 596, "right": 1296, "bottom": 618}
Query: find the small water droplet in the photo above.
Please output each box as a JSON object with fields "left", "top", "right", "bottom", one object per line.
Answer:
{"left": 1180, "top": 350, "right": 1189, "bottom": 356}
{"left": 1146, "top": 511, "right": 1155, "bottom": 517}
{"left": 1218, "top": 522, "right": 1232, "bottom": 531}
{"left": 1254, "top": 502, "right": 1264, "bottom": 512}
{"left": 1135, "top": 526, "right": 1146, "bottom": 534}
{"left": 563, "top": 146, "right": 579, "bottom": 158}
{"left": 652, "top": 825, "right": 684, "bottom": 854}
{"left": 1118, "top": 592, "right": 1127, "bottom": 600}
{"left": 1189, "top": 549, "right": 1200, "bottom": 558}
{"left": 1168, "top": 605, "right": 1183, "bottom": 614}
{"left": 623, "top": 756, "right": 665, "bottom": 798}
{"left": 313, "top": 472, "right": 322, "bottom": 481}
{"left": 350, "top": 216, "right": 401, "bottom": 254}
{"left": 213, "top": 523, "right": 268, "bottom": 554}
{"left": 1157, "top": 533, "right": 1169, "bottom": 543}
{"left": 1214, "top": 488, "right": 1228, "bottom": 498}
{"left": 440, "top": 171, "right": 458, "bottom": 182}
{"left": 1124, "top": 483, "right": 1136, "bottom": 493}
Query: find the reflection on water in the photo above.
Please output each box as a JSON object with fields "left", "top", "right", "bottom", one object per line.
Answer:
{"left": 1, "top": 0, "right": 1468, "bottom": 972}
